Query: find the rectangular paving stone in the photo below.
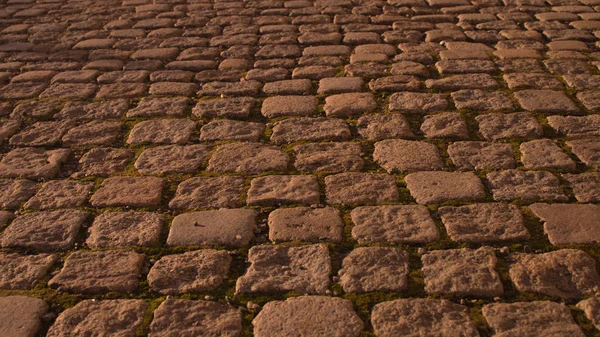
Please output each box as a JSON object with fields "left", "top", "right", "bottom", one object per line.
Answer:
{"left": 48, "top": 250, "right": 145, "bottom": 294}
{"left": 261, "top": 95, "right": 319, "bottom": 117}
{"left": 372, "top": 299, "right": 479, "bottom": 337}
{"left": 563, "top": 173, "right": 600, "bottom": 203}
{"left": 149, "top": 300, "right": 242, "bottom": 337}
{"left": 325, "top": 172, "right": 399, "bottom": 205}
{"left": 167, "top": 209, "right": 258, "bottom": 247}
{"left": 90, "top": 176, "right": 164, "bottom": 207}
{"left": 548, "top": 115, "right": 600, "bottom": 137}
{"left": 509, "top": 249, "right": 600, "bottom": 299}
{"left": 438, "top": 203, "right": 529, "bottom": 243}
{"left": 268, "top": 206, "right": 344, "bottom": 243}
{"left": 47, "top": 300, "right": 148, "bottom": 337}
{"left": 448, "top": 141, "right": 516, "bottom": 170}
{"left": 270, "top": 117, "right": 352, "bottom": 145}
{"left": 529, "top": 203, "right": 600, "bottom": 245}
{"left": 127, "top": 119, "right": 196, "bottom": 145}
{"left": 483, "top": 302, "right": 585, "bottom": 337}
{"left": 247, "top": 175, "right": 320, "bottom": 206}
{"left": 514, "top": 89, "right": 579, "bottom": 112}
{"left": 293, "top": 142, "right": 364, "bottom": 173}
{"left": 405, "top": 171, "right": 487, "bottom": 204}
{"left": 86, "top": 211, "right": 163, "bottom": 249}
{"left": 420, "top": 112, "right": 469, "bottom": 139}
{"left": 207, "top": 142, "right": 289, "bottom": 175}
{"left": 0, "top": 178, "right": 37, "bottom": 209}
{"left": 356, "top": 113, "right": 414, "bottom": 140}
{"left": 236, "top": 244, "right": 331, "bottom": 294}
{"left": 338, "top": 247, "right": 409, "bottom": 293}
{"left": 567, "top": 139, "right": 600, "bottom": 168}
{"left": 169, "top": 176, "right": 244, "bottom": 210}
{"left": 24, "top": 180, "right": 93, "bottom": 210}
{"left": 389, "top": 92, "right": 448, "bottom": 113}
{"left": 148, "top": 250, "right": 231, "bottom": 295}
{"left": 72, "top": 148, "right": 133, "bottom": 178}
{"left": 192, "top": 97, "right": 255, "bottom": 119}
{"left": 422, "top": 247, "right": 504, "bottom": 297}
{"left": 1, "top": 210, "right": 89, "bottom": 252}
{"left": 475, "top": 112, "right": 543, "bottom": 140}
{"left": 134, "top": 144, "right": 211, "bottom": 175}
{"left": 486, "top": 170, "right": 568, "bottom": 202}
{"left": 200, "top": 120, "right": 265, "bottom": 142}
{"left": 351, "top": 205, "right": 439, "bottom": 244}
{"left": 0, "top": 296, "right": 48, "bottom": 337}
{"left": 0, "top": 147, "right": 70, "bottom": 179}
{"left": 0, "top": 253, "right": 57, "bottom": 290}
{"left": 374, "top": 139, "right": 444, "bottom": 172}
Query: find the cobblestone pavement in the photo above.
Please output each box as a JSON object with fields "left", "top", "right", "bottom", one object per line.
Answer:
{"left": 2, "top": 0, "right": 600, "bottom": 336}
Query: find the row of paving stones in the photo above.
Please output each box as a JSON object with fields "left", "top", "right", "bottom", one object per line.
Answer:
{"left": 1, "top": 202, "right": 599, "bottom": 250}
{"left": 7, "top": 294, "right": 600, "bottom": 337}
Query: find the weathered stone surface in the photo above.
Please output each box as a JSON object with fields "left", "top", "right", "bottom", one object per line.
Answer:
{"left": 149, "top": 300, "right": 242, "bottom": 337}
{"left": 148, "top": 250, "right": 231, "bottom": 295}
{"left": 167, "top": 209, "right": 258, "bottom": 247}
{"left": 451, "top": 89, "right": 513, "bottom": 110}
{"left": 86, "top": 212, "right": 163, "bottom": 249}
{"left": 293, "top": 142, "right": 363, "bottom": 173}
{"left": 0, "top": 178, "right": 37, "bottom": 209}
{"left": 0, "top": 296, "right": 48, "bottom": 337}
{"left": 192, "top": 97, "right": 255, "bottom": 119}
{"left": 514, "top": 89, "right": 579, "bottom": 112}
{"left": 236, "top": 244, "right": 330, "bottom": 294}
{"left": 271, "top": 117, "right": 351, "bottom": 144}
{"left": 339, "top": 247, "right": 409, "bottom": 293}
{"left": 374, "top": 139, "right": 444, "bottom": 172}
{"left": 0, "top": 147, "right": 70, "bottom": 179}
{"left": 482, "top": 301, "right": 585, "bottom": 337}
{"left": 486, "top": 170, "right": 567, "bottom": 202}
{"left": 420, "top": 112, "right": 469, "bottom": 139}
{"left": 475, "top": 112, "right": 543, "bottom": 140}
{"left": 439, "top": 203, "right": 529, "bottom": 243}
{"left": 448, "top": 141, "right": 515, "bottom": 170}
{"left": 127, "top": 97, "right": 189, "bottom": 118}
{"left": 90, "top": 177, "right": 164, "bottom": 207}
{"left": 247, "top": 175, "right": 320, "bottom": 206}
{"left": 253, "top": 296, "right": 363, "bottom": 337}
{"left": 134, "top": 145, "right": 211, "bottom": 175}
{"left": 529, "top": 203, "right": 600, "bottom": 245}
{"left": 577, "top": 297, "right": 600, "bottom": 331}
{"left": 268, "top": 207, "right": 344, "bottom": 243}
{"left": 323, "top": 93, "right": 377, "bottom": 117}
{"left": 1, "top": 210, "right": 89, "bottom": 252}
{"left": 47, "top": 300, "right": 148, "bottom": 337}
{"left": 9, "top": 120, "right": 73, "bottom": 147}
{"left": 127, "top": 119, "right": 196, "bottom": 145}
{"left": 520, "top": 139, "right": 576, "bottom": 170}
{"left": 356, "top": 113, "right": 414, "bottom": 140}
{"left": 372, "top": 299, "right": 479, "bottom": 337}
{"left": 325, "top": 173, "right": 399, "bottom": 205}
{"left": 24, "top": 180, "right": 93, "bottom": 210}
{"left": 0, "top": 253, "right": 57, "bottom": 290}
{"left": 261, "top": 95, "right": 319, "bottom": 117}
{"left": 200, "top": 120, "right": 265, "bottom": 141}
{"left": 389, "top": 92, "right": 448, "bottom": 113}
{"left": 48, "top": 250, "right": 144, "bottom": 293}
{"left": 563, "top": 173, "right": 600, "bottom": 203}
{"left": 73, "top": 148, "right": 133, "bottom": 178}
{"left": 548, "top": 115, "right": 600, "bottom": 137}
{"left": 567, "top": 139, "right": 600, "bottom": 168}
{"left": 56, "top": 100, "right": 129, "bottom": 121}
{"left": 351, "top": 205, "right": 439, "bottom": 244}
{"left": 207, "top": 142, "right": 288, "bottom": 174}
{"left": 169, "top": 176, "right": 244, "bottom": 209}
{"left": 405, "top": 171, "right": 486, "bottom": 204}
{"left": 61, "top": 121, "right": 122, "bottom": 147}
{"left": 509, "top": 249, "right": 600, "bottom": 299}
{"left": 421, "top": 247, "right": 504, "bottom": 297}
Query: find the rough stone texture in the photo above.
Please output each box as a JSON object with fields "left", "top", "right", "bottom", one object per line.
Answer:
{"left": 236, "top": 244, "right": 331, "bottom": 294}
{"left": 134, "top": 145, "right": 211, "bottom": 175}
{"left": 567, "top": 139, "right": 600, "bottom": 168}
{"left": 421, "top": 247, "right": 504, "bottom": 297}
{"left": 0, "top": 296, "right": 48, "bottom": 337}
{"left": 200, "top": 120, "right": 264, "bottom": 142}
{"left": 0, "top": 253, "right": 57, "bottom": 290}
{"left": 148, "top": 250, "right": 231, "bottom": 295}
{"left": 0, "top": 178, "right": 37, "bottom": 209}
{"left": 207, "top": 142, "right": 288, "bottom": 174}
{"left": 47, "top": 300, "right": 148, "bottom": 337}
{"left": 405, "top": 171, "right": 486, "bottom": 204}
{"left": 253, "top": 296, "right": 363, "bottom": 337}
{"left": 482, "top": 302, "right": 585, "bottom": 337}
{"left": 261, "top": 95, "right": 318, "bottom": 117}
{"left": 86, "top": 212, "right": 163, "bottom": 249}
{"left": 338, "top": 247, "right": 409, "bottom": 293}
{"left": 372, "top": 299, "right": 479, "bottom": 337}
{"left": 90, "top": 176, "right": 164, "bottom": 207}
{"left": 270, "top": 117, "right": 351, "bottom": 145}
{"left": 48, "top": 250, "right": 145, "bottom": 294}
{"left": 563, "top": 173, "right": 600, "bottom": 203}
{"left": 509, "top": 249, "right": 600, "bottom": 299}
{"left": 247, "top": 175, "right": 320, "bottom": 206}
{"left": 520, "top": 139, "right": 576, "bottom": 170}
{"left": 1, "top": 210, "right": 89, "bottom": 251}
{"left": 448, "top": 141, "right": 515, "bottom": 170}
{"left": 514, "top": 89, "right": 579, "bottom": 112}
{"left": 356, "top": 113, "right": 414, "bottom": 140}
{"left": 323, "top": 93, "right": 377, "bottom": 117}
{"left": 389, "top": 92, "right": 448, "bottom": 113}
{"left": 167, "top": 209, "right": 258, "bottom": 247}
{"left": 325, "top": 173, "right": 399, "bottom": 205}
{"left": 529, "top": 203, "right": 600, "bottom": 245}
{"left": 169, "top": 176, "right": 244, "bottom": 209}
{"left": 374, "top": 139, "right": 444, "bottom": 172}
{"left": 420, "top": 112, "right": 469, "bottom": 139}
{"left": 577, "top": 297, "right": 600, "bottom": 331}
{"left": 293, "top": 142, "right": 363, "bottom": 173}
{"left": 476, "top": 112, "right": 543, "bottom": 140}
{"left": 127, "top": 119, "right": 196, "bottom": 145}
{"left": 351, "top": 205, "right": 439, "bottom": 244}
{"left": 72, "top": 148, "right": 133, "bottom": 178}
{"left": 487, "top": 170, "right": 568, "bottom": 202}
{"left": 0, "top": 147, "right": 70, "bottom": 179}
{"left": 24, "top": 180, "right": 93, "bottom": 210}
{"left": 268, "top": 207, "right": 344, "bottom": 243}
{"left": 149, "top": 300, "right": 242, "bottom": 337}
{"left": 439, "top": 203, "right": 529, "bottom": 243}
{"left": 548, "top": 115, "right": 600, "bottom": 137}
